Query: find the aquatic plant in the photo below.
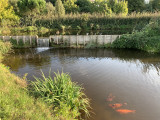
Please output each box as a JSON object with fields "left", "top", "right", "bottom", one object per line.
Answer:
{"left": 30, "top": 71, "right": 90, "bottom": 119}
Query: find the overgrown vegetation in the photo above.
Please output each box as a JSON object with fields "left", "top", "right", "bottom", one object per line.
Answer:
{"left": 0, "top": 41, "right": 55, "bottom": 120}
{"left": 30, "top": 71, "right": 90, "bottom": 119}
{"left": 110, "top": 18, "right": 160, "bottom": 52}
{"left": 1, "top": 0, "right": 160, "bottom": 34}
{"left": 0, "top": 41, "right": 91, "bottom": 119}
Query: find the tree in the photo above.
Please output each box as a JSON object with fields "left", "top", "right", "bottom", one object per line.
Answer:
{"left": 55, "top": 0, "right": 65, "bottom": 17}
{"left": 46, "top": 0, "right": 65, "bottom": 5}
{"left": 46, "top": 2, "right": 55, "bottom": 15}
{"left": 113, "top": 0, "right": 128, "bottom": 16}
{"left": 17, "top": 0, "right": 46, "bottom": 26}
{"left": 149, "top": 0, "right": 160, "bottom": 11}
{"left": 8, "top": 0, "right": 19, "bottom": 14}
{"left": 18, "top": 0, "right": 46, "bottom": 16}
{"left": 127, "top": 0, "right": 145, "bottom": 13}
{"left": 0, "top": 0, "right": 19, "bottom": 26}
{"left": 64, "top": 0, "right": 79, "bottom": 13}
{"left": 76, "top": 0, "right": 92, "bottom": 13}
{"left": 91, "top": 0, "right": 112, "bottom": 15}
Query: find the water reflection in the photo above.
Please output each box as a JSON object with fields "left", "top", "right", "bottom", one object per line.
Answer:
{"left": 3, "top": 48, "right": 160, "bottom": 120}
{"left": 5, "top": 48, "right": 160, "bottom": 75}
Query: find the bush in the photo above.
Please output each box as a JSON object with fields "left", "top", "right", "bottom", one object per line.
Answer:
{"left": 110, "top": 19, "right": 160, "bottom": 52}
{"left": 23, "top": 26, "right": 38, "bottom": 32}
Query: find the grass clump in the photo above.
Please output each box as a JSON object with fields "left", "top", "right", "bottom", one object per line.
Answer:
{"left": 110, "top": 18, "right": 160, "bottom": 53}
{"left": 30, "top": 71, "right": 90, "bottom": 119}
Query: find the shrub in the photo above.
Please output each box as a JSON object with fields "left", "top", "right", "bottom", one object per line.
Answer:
{"left": 110, "top": 18, "right": 160, "bottom": 52}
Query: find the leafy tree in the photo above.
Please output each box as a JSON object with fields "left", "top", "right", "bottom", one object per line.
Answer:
{"left": 46, "top": 2, "right": 55, "bottom": 15}
{"left": 91, "top": 0, "right": 112, "bottom": 15}
{"left": 17, "top": 0, "right": 46, "bottom": 16}
{"left": 149, "top": 0, "right": 160, "bottom": 11}
{"left": 8, "top": 0, "right": 19, "bottom": 14}
{"left": 55, "top": 0, "right": 65, "bottom": 17}
{"left": 46, "top": 0, "right": 65, "bottom": 5}
{"left": 127, "top": 0, "right": 145, "bottom": 13}
{"left": 64, "top": 0, "right": 79, "bottom": 13}
{"left": 17, "top": 0, "right": 46, "bottom": 26}
{"left": 0, "top": 0, "right": 19, "bottom": 26}
{"left": 76, "top": 0, "right": 92, "bottom": 13}
{"left": 113, "top": 0, "right": 128, "bottom": 16}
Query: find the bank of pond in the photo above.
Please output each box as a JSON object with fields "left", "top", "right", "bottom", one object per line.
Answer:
{"left": 0, "top": 41, "right": 90, "bottom": 120}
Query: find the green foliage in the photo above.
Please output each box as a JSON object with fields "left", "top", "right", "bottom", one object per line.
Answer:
{"left": 0, "top": 41, "right": 12, "bottom": 55}
{"left": 149, "top": 0, "right": 160, "bottom": 11}
{"left": 10, "top": 38, "right": 36, "bottom": 48}
{"left": 76, "top": 0, "right": 92, "bottom": 13}
{"left": 23, "top": 26, "right": 38, "bottom": 32}
{"left": 113, "top": 0, "right": 128, "bottom": 16}
{"left": 127, "top": 0, "right": 145, "bottom": 13}
{"left": 55, "top": 0, "right": 65, "bottom": 17}
{"left": 64, "top": 0, "right": 79, "bottom": 13}
{"left": 46, "top": 2, "right": 56, "bottom": 15}
{"left": 8, "top": 0, "right": 19, "bottom": 14}
{"left": 17, "top": 0, "right": 46, "bottom": 16}
{"left": 91, "top": 0, "right": 112, "bottom": 15}
{"left": 0, "top": 0, "right": 19, "bottom": 26}
{"left": 30, "top": 71, "right": 90, "bottom": 119}
{"left": 36, "top": 13, "right": 153, "bottom": 31}
{"left": 111, "top": 19, "right": 160, "bottom": 52}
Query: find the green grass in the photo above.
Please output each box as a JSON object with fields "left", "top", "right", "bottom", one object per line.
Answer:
{"left": 0, "top": 64, "right": 56, "bottom": 120}
{"left": 30, "top": 71, "right": 90, "bottom": 119}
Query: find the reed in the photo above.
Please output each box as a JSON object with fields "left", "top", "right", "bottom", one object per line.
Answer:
{"left": 30, "top": 71, "right": 90, "bottom": 119}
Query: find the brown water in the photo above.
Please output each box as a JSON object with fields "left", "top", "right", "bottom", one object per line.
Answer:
{"left": 3, "top": 48, "right": 160, "bottom": 120}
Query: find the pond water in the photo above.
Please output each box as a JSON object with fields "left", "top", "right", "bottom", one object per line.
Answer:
{"left": 3, "top": 48, "right": 160, "bottom": 120}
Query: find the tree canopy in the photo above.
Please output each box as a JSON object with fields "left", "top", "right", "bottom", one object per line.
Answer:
{"left": 17, "top": 0, "right": 46, "bottom": 16}
{"left": 127, "top": 0, "right": 145, "bottom": 13}
{"left": 55, "top": 0, "right": 65, "bottom": 16}
{"left": 0, "top": 0, "right": 19, "bottom": 25}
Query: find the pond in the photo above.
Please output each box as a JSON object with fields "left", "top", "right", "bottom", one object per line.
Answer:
{"left": 3, "top": 48, "right": 160, "bottom": 120}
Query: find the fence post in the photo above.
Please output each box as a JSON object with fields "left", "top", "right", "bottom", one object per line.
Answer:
{"left": 56, "top": 35, "right": 59, "bottom": 44}
{"left": 103, "top": 35, "right": 106, "bottom": 45}
{"left": 30, "top": 36, "right": 32, "bottom": 45}
{"left": 16, "top": 36, "right": 19, "bottom": 45}
{"left": 111, "top": 35, "right": 112, "bottom": 43}
{"left": 83, "top": 36, "right": 85, "bottom": 46}
{"left": 23, "top": 36, "right": 25, "bottom": 44}
{"left": 2, "top": 36, "right": 4, "bottom": 41}
{"left": 36, "top": 35, "right": 38, "bottom": 46}
{"left": 76, "top": 34, "right": 78, "bottom": 46}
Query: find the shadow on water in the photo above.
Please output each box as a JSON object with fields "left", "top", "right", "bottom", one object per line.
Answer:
{"left": 3, "top": 48, "right": 160, "bottom": 120}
